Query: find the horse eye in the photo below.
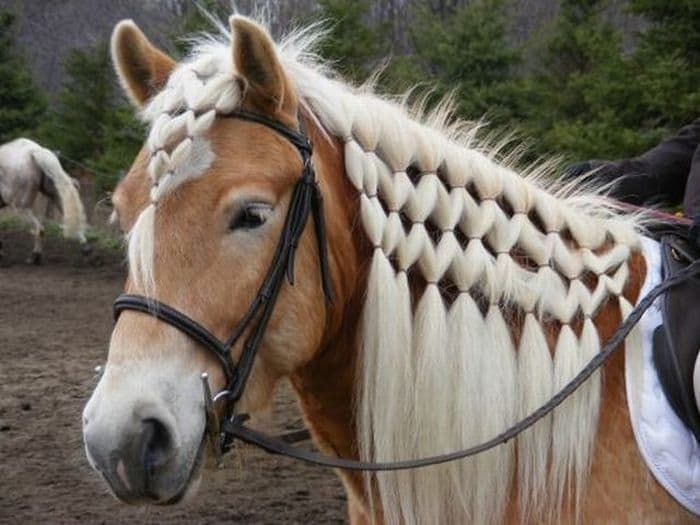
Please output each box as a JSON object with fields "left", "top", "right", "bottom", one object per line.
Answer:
{"left": 229, "top": 204, "right": 271, "bottom": 231}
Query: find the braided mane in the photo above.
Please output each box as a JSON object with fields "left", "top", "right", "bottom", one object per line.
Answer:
{"left": 127, "top": 22, "right": 644, "bottom": 524}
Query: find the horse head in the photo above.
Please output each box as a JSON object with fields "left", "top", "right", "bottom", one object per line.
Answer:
{"left": 83, "top": 17, "right": 361, "bottom": 504}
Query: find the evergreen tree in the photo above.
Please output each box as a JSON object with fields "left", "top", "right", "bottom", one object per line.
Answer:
{"left": 89, "top": 106, "right": 145, "bottom": 195}
{"left": 395, "top": 0, "right": 522, "bottom": 127}
{"left": 0, "top": 11, "right": 46, "bottom": 143}
{"left": 628, "top": 0, "right": 700, "bottom": 129}
{"left": 520, "top": 0, "right": 651, "bottom": 160}
{"left": 39, "top": 41, "right": 144, "bottom": 194}
{"left": 630, "top": 0, "right": 700, "bottom": 67}
{"left": 40, "top": 43, "right": 115, "bottom": 162}
{"left": 314, "top": 0, "right": 386, "bottom": 82}
{"left": 172, "top": 0, "right": 229, "bottom": 57}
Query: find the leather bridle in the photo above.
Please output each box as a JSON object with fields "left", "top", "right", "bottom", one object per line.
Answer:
{"left": 113, "top": 110, "right": 334, "bottom": 456}
{"left": 112, "top": 109, "right": 700, "bottom": 472}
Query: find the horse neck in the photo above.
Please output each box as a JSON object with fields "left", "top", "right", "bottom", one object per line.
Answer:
{"left": 289, "top": 118, "right": 370, "bottom": 503}
{"left": 286, "top": 99, "right": 648, "bottom": 522}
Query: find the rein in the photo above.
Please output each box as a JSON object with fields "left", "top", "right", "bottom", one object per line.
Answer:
{"left": 226, "top": 258, "right": 700, "bottom": 470}
{"left": 112, "top": 110, "right": 700, "bottom": 472}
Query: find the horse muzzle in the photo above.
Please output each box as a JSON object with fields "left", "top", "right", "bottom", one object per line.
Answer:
{"left": 82, "top": 362, "right": 206, "bottom": 504}
{"left": 86, "top": 419, "right": 176, "bottom": 500}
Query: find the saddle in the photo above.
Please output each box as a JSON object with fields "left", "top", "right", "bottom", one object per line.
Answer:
{"left": 653, "top": 233, "right": 700, "bottom": 443}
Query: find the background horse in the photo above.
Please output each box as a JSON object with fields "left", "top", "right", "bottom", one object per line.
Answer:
{"left": 0, "top": 138, "right": 88, "bottom": 263}
{"left": 82, "top": 15, "right": 694, "bottom": 524}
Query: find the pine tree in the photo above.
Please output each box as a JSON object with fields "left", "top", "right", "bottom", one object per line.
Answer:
{"left": 90, "top": 106, "right": 145, "bottom": 195}
{"left": 39, "top": 41, "right": 144, "bottom": 194}
{"left": 630, "top": 1, "right": 700, "bottom": 66}
{"left": 0, "top": 11, "right": 46, "bottom": 143}
{"left": 521, "top": 0, "right": 650, "bottom": 160}
{"left": 314, "top": 0, "right": 386, "bottom": 82}
{"left": 40, "top": 43, "right": 115, "bottom": 162}
{"left": 628, "top": 0, "right": 700, "bottom": 129}
{"left": 397, "top": 0, "right": 521, "bottom": 127}
{"left": 172, "top": 0, "right": 229, "bottom": 57}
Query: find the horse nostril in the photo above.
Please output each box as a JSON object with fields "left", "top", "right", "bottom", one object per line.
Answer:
{"left": 141, "top": 418, "right": 173, "bottom": 479}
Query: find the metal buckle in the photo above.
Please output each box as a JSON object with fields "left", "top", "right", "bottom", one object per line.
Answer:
{"left": 212, "top": 389, "right": 232, "bottom": 403}
{"left": 200, "top": 373, "right": 224, "bottom": 467}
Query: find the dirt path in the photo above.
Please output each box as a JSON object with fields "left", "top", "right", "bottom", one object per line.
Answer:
{"left": 0, "top": 229, "right": 346, "bottom": 524}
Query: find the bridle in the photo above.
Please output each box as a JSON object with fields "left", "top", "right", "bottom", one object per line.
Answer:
{"left": 113, "top": 109, "right": 334, "bottom": 457}
{"left": 112, "top": 109, "right": 700, "bottom": 472}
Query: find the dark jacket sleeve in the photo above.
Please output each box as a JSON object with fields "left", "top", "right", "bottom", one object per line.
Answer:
{"left": 604, "top": 118, "right": 700, "bottom": 207}
{"left": 682, "top": 146, "right": 700, "bottom": 217}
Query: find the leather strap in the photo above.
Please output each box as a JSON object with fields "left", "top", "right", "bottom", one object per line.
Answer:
{"left": 222, "top": 110, "right": 312, "bottom": 158}
{"left": 114, "top": 295, "right": 234, "bottom": 380}
{"left": 113, "top": 109, "right": 333, "bottom": 453}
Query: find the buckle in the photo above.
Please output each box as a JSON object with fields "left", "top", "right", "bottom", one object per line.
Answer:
{"left": 200, "top": 372, "right": 253, "bottom": 462}
{"left": 200, "top": 373, "right": 225, "bottom": 466}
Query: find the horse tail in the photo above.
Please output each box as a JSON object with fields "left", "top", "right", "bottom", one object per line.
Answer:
{"left": 31, "top": 147, "right": 87, "bottom": 240}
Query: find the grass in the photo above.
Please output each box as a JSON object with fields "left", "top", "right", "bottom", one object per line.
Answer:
{"left": 86, "top": 228, "right": 124, "bottom": 252}
{"left": 0, "top": 211, "right": 124, "bottom": 252}
{"left": 0, "top": 214, "right": 25, "bottom": 230}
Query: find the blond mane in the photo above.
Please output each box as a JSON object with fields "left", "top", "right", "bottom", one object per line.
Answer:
{"left": 126, "top": 19, "right": 643, "bottom": 524}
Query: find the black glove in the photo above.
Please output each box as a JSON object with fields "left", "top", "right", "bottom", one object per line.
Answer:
{"left": 562, "top": 159, "right": 624, "bottom": 184}
{"left": 563, "top": 159, "right": 611, "bottom": 182}
{"left": 564, "top": 160, "right": 593, "bottom": 180}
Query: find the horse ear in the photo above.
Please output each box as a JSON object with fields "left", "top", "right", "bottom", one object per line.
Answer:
{"left": 111, "top": 20, "right": 175, "bottom": 107}
{"left": 230, "top": 16, "right": 298, "bottom": 125}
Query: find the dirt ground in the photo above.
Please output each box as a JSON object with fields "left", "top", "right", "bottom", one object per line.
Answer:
{"left": 0, "top": 228, "right": 347, "bottom": 524}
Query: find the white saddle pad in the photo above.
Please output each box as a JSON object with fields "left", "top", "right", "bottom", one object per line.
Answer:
{"left": 626, "top": 236, "right": 700, "bottom": 516}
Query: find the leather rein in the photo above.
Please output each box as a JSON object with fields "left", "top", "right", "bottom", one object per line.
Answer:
{"left": 112, "top": 110, "right": 700, "bottom": 471}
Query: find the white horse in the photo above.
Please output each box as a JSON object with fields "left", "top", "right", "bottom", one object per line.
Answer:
{"left": 0, "top": 138, "right": 88, "bottom": 263}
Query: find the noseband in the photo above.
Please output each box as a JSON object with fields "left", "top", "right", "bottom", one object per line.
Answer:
{"left": 113, "top": 110, "right": 334, "bottom": 456}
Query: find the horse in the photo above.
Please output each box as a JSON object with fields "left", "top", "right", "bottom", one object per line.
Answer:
{"left": 82, "top": 15, "right": 697, "bottom": 524}
{"left": 0, "top": 138, "right": 88, "bottom": 263}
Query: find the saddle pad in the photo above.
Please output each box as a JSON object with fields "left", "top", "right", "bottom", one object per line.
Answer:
{"left": 626, "top": 236, "right": 700, "bottom": 516}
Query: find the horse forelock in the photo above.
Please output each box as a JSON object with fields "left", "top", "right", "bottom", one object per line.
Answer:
{"left": 124, "top": 19, "right": 648, "bottom": 523}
